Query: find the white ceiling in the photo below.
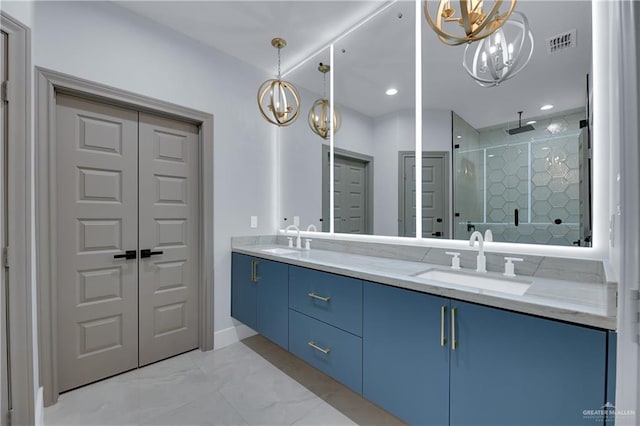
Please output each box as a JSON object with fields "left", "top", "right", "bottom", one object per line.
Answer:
{"left": 114, "top": 0, "right": 592, "bottom": 129}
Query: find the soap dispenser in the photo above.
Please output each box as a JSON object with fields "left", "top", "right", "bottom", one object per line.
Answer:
{"left": 445, "top": 252, "right": 461, "bottom": 270}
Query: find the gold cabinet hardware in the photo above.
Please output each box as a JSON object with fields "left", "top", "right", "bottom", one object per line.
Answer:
{"left": 251, "top": 260, "right": 259, "bottom": 282}
{"left": 308, "top": 292, "right": 331, "bottom": 302}
{"left": 451, "top": 307, "right": 457, "bottom": 350}
{"left": 441, "top": 305, "right": 447, "bottom": 346}
{"left": 307, "top": 341, "right": 331, "bottom": 354}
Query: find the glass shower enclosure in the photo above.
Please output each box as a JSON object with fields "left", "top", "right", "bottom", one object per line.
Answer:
{"left": 452, "top": 110, "right": 591, "bottom": 246}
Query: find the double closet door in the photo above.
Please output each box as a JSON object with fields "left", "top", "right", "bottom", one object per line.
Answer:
{"left": 55, "top": 94, "right": 200, "bottom": 392}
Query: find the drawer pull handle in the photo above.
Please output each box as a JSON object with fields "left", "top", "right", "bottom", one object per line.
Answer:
{"left": 308, "top": 292, "right": 331, "bottom": 302}
{"left": 451, "top": 307, "right": 458, "bottom": 350}
{"left": 440, "top": 305, "right": 447, "bottom": 347}
{"left": 308, "top": 341, "right": 331, "bottom": 354}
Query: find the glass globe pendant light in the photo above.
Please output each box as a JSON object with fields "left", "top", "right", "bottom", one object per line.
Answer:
{"left": 308, "top": 63, "right": 342, "bottom": 140}
{"left": 257, "top": 38, "right": 300, "bottom": 127}
{"left": 462, "top": 11, "right": 534, "bottom": 87}
{"left": 424, "top": 0, "right": 517, "bottom": 46}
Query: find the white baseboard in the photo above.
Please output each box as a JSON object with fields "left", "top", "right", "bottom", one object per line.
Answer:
{"left": 35, "top": 386, "right": 44, "bottom": 426}
{"left": 213, "top": 324, "right": 257, "bottom": 350}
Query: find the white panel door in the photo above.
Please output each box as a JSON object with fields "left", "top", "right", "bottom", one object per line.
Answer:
{"left": 56, "top": 94, "right": 139, "bottom": 392}
{"left": 138, "top": 113, "right": 199, "bottom": 366}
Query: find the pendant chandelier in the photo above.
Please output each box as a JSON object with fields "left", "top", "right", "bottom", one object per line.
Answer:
{"left": 257, "top": 38, "right": 300, "bottom": 127}
{"left": 308, "top": 63, "right": 342, "bottom": 140}
{"left": 462, "top": 11, "right": 534, "bottom": 87}
{"left": 424, "top": 0, "right": 517, "bottom": 46}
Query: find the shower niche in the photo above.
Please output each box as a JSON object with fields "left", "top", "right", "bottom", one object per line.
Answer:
{"left": 452, "top": 109, "right": 592, "bottom": 247}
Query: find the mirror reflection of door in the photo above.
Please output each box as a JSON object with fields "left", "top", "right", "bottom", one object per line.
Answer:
{"left": 334, "top": 155, "right": 370, "bottom": 234}
{"left": 400, "top": 152, "right": 448, "bottom": 238}
{"left": 323, "top": 147, "right": 373, "bottom": 234}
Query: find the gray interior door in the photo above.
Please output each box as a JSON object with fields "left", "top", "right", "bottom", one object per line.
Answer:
{"left": 422, "top": 156, "right": 446, "bottom": 238}
{"left": 0, "top": 28, "right": 10, "bottom": 425}
{"left": 334, "top": 155, "right": 367, "bottom": 234}
{"left": 56, "top": 94, "right": 139, "bottom": 392}
{"left": 402, "top": 155, "right": 446, "bottom": 238}
{"left": 138, "top": 113, "right": 199, "bottom": 366}
{"left": 55, "top": 95, "right": 200, "bottom": 390}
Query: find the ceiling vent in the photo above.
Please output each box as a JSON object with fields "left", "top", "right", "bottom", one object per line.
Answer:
{"left": 546, "top": 29, "right": 577, "bottom": 54}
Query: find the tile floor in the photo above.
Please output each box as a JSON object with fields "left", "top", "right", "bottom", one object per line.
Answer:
{"left": 45, "top": 335, "right": 406, "bottom": 425}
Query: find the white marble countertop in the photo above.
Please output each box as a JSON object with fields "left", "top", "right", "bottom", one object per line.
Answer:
{"left": 233, "top": 244, "right": 616, "bottom": 330}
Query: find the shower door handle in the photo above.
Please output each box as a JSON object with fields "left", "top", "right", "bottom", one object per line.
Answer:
{"left": 514, "top": 209, "right": 519, "bottom": 227}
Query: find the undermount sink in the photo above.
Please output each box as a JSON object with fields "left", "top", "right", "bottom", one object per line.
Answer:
{"left": 414, "top": 268, "right": 532, "bottom": 296}
{"left": 261, "top": 247, "right": 298, "bottom": 255}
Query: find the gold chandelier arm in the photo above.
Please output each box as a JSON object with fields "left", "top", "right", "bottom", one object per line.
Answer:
{"left": 424, "top": 0, "right": 517, "bottom": 46}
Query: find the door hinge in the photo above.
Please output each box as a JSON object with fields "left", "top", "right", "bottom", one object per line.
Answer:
{"left": 1, "top": 80, "right": 9, "bottom": 102}
{"left": 632, "top": 289, "right": 640, "bottom": 342}
{"left": 2, "top": 246, "right": 9, "bottom": 269}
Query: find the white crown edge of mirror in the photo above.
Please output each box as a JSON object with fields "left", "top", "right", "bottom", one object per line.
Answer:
{"left": 278, "top": 228, "right": 607, "bottom": 261}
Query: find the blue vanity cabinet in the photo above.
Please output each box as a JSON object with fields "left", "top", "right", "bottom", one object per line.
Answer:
{"left": 288, "top": 266, "right": 363, "bottom": 393}
{"left": 231, "top": 253, "right": 289, "bottom": 349}
{"left": 449, "top": 300, "right": 607, "bottom": 426}
{"left": 606, "top": 331, "right": 617, "bottom": 424}
{"left": 289, "top": 309, "right": 363, "bottom": 393}
{"left": 289, "top": 266, "right": 363, "bottom": 336}
{"left": 231, "top": 253, "right": 257, "bottom": 330}
{"left": 363, "top": 282, "right": 451, "bottom": 426}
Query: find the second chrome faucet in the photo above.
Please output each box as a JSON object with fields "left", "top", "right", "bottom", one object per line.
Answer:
{"left": 469, "top": 231, "right": 487, "bottom": 273}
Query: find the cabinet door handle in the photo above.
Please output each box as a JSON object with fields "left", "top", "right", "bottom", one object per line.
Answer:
{"left": 251, "top": 260, "right": 259, "bottom": 283}
{"left": 308, "top": 292, "right": 331, "bottom": 302}
{"left": 451, "top": 307, "right": 458, "bottom": 350}
{"left": 307, "top": 341, "right": 331, "bottom": 354}
{"left": 440, "top": 305, "right": 447, "bottom": 347}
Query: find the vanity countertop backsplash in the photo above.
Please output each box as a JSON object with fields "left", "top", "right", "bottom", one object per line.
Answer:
{"left": 232, "top": 235, "right": 616, "bottom": 330}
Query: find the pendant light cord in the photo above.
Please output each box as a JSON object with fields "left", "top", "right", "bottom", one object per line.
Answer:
{"left": 277, "top": 47, "right": 281, "bottom": 80}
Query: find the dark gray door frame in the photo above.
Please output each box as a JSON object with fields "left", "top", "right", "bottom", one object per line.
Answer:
{"left": 0, "top": 10, "right": 34, "bottom": 426}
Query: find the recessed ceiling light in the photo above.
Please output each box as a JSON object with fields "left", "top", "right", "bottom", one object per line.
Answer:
{"left": 385, "top": 88, "right": 398, "bottom": 96}
{"left": 456, "top": 135, "right": 462, "bottom": 139}
{"left": 526, "top": 120, "right": 537, "bottom": 125}
{"left": 540, "top": 104, "right": 554, "bottom": 111}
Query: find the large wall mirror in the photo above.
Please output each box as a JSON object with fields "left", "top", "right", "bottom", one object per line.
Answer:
{"left": 425, "top": 0, "right": 593, "bottom": 247}
{"left": 332, "top": 1, "right": 415, "bottom": 236}
{"left": 281, "top": 0, "right": 594, "bottom": 248}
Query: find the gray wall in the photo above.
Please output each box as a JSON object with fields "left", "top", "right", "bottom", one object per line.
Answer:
{"left": 32, "top": 1, "right": 277, "bottom": 340}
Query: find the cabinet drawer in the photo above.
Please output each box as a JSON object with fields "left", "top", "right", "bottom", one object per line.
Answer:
{"left": 289, "top": 266, "right": 363, "bottom": 336}
{"left": 289, "top": 309, "right": 362, "bottom": 393}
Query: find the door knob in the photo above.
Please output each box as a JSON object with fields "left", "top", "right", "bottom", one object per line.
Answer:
{"left": 113, "top": 250, "right": 137, "bottom": 260}
{"left": 140, "top": 249, "right": 164, "bottom": 258}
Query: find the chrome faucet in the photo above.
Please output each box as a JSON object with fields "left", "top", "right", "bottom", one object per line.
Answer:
{"left": 469, "top": 231, "right": 487, "bottom": 273}
{"left": 285, "top": 224, "right": 301, "bottom": 249}
{"left": 306, "top": 224, "right": 317, "bottom": 232}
